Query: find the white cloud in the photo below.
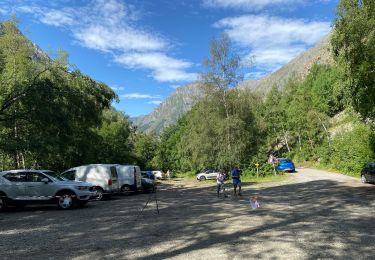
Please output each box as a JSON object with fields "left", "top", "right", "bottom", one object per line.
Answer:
{"left": 121, "top": 93, "right": 162, "bottom": 99}
{"left": 202, "top": 0, "right": 303, "bottom": 10}
{"left": 110, "top": 85, "right": 125, "bottom": 91}
{"left": 115, "top": 52, "right": 197, "bottom": 82}
{"left": 39, "top": 9, "right": 75, "bottom": 27}
{"left": 147, "top": 100, "right": 163, "bottom": 105}
{"left": 8, "top": 0, "right": 195, "bottom": 82}
{"left": 0, "top": 7, "right": 8, "bottom": 15}
{"left": 170, "top": 84, "right": 181, "bottom": 89}
{"left": 244, "top": 71, "right": 268, "bottom": 80}
{"left": 215, "top": 15, "right": 331, "bottom": 72}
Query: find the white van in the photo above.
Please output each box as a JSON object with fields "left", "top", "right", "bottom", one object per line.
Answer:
{"left": 62, "top": 164, "right": 119, "bottom": 200}
{"left": 116, "top": 165, "right": 142, "bottom": 193}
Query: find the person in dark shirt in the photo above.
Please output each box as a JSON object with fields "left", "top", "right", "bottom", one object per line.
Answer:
{"left": 231, "top": 167, "right": 242, "bottom": 196}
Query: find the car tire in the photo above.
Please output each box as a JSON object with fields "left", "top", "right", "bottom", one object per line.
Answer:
{"left": 57, "top": 191, "right": 76, "bottom": 210}
{"left": 199, "top": 176, "right": 206, "bottom": 181}
{"left": 0, "top": 196, "right": 8, "bottom": 212}
{"left": 121, "top": 185, "right": 132, "bottom": 195}
{"left": 95, "top": 187, "right": 105, "bottom": 201}
{"left": 361, "top": 174, "right": 367, "bottom": 184}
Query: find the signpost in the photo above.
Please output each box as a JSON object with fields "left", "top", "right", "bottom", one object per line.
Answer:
{"left": 255, "top": 163, "right": 260, "bottom": 178}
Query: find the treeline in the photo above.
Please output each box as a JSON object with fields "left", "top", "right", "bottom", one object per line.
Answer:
{"left": 0, "top": 19, "right": 145, "bottom": 171}
{"left": 145, "top": 0, "right": 375, "bottom": 176}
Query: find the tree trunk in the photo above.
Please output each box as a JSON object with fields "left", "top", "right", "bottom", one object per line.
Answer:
{"left": 297, "top": 131, "right": 302, "bottom": 152}
{"left": 222, "top": 91, "right": 232, "bottom": 165}
{"left": 317, "top": 116, "right": 331, "bottom": 147}
{"left": 282, "top": 126, "right": 290, "bottom": 152}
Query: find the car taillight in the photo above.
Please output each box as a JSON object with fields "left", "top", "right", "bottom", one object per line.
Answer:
{"left": 108, "top": 179, "right": 112, "bottom": 186}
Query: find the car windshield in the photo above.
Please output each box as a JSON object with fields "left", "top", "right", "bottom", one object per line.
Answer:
{"left": 280, "top": 159, "right": 292, "bottom": 163}
{"left": 43, "top": 171, "right": 67, "bottom": 181}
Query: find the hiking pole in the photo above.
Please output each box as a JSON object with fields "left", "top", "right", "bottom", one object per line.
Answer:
{"left": 154, "top": 189, "right": 159, "bottom": 214}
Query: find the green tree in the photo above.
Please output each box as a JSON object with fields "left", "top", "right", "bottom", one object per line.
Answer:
{"left": 331, "top": 0, "right": 375, "bottom": 119}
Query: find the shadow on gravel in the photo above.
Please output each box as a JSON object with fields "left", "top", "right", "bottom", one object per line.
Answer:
{"left": 0, "top": 179, "right": 374, "bottom": 259}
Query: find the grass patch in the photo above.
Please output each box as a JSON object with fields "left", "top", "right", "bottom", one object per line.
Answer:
{"left": 241, "top": 174, "right": 289, "bottom": 184}
{"left": 173, "top": 171, "right": 196, "bottom": 179}
{"left": 172, "top": 171, "right": 289, "bottom": 184}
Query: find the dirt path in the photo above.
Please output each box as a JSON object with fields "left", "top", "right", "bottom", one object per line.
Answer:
{"left": 0, "top": 168, "right": 374, "bottom": 259}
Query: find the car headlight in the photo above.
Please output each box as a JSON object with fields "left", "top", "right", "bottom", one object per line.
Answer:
{"left": 76, "top": 186, "right": 89, "bottom": 190}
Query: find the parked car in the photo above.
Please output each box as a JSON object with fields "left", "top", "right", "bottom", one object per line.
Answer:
{"left": 141, "top": 171, "right": 155, "bottom": 180}
{"left": 116, "top": 165, "right": 142, "bottom": 193}
{"left": 62, "top": 164, "right": 119, "bottom": 200}
{"left": 196, "top": 169, "right": 220, "bottom": 181}
{"left": 0, "top": 169, "right": 96, "bottom": 211}
{"left": 152, "top": 171, "right": 164, "bottom": 179}
{"left": 141, "top": 177, "right": 156, "bottom": 193}
{"left": 361, "top": 162, "right": 375, "bottom": 184}
{"left": 277, "top": 158, "right": 296, "bottom": 172}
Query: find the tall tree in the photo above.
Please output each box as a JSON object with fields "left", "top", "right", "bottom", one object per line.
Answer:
{"left": 201, "top": 33, "right": 244, "bottom": 167}
{"left": 331, "top": 0, "right": 375, "bottom": 119}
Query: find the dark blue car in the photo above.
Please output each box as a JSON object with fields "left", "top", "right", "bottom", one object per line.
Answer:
{"left": 277, "top": 158, "right": 295, "bottom": 172}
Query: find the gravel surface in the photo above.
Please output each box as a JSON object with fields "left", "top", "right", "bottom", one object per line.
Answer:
{"left": 1, "top": 168, "right": 374, "bottom": 259}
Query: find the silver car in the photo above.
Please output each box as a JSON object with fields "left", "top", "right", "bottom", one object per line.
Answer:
{"left": 0, "top": 169, "right": 96, "bottom": 211}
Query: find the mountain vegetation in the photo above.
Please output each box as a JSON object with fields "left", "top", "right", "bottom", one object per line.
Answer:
{"left": 149, "top": 0, "right": 375, "bottom": 177}
{"left": 0, "top": 18, "right": 142, "bottom": 171}
{"left": 1, "top": 0, "right": 373, "bottom": 178}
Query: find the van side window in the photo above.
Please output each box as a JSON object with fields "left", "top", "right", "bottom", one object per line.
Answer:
{"left": 110, "top": 167, "right": 118, "bottom": 179}
{"left": 62, "top": 170, "right": 76, "bottom": 181}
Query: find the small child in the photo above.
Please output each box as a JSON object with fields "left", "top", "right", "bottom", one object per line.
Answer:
{"left": 250, "top": 196, "right": 260, "bottom": 209}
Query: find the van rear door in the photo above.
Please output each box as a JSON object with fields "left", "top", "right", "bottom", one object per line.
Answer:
{"left": 110, "top": 166, "right": 119, "bottom": 191}
{"left": 134, "top": 167, "right": 142, "bottom": 189}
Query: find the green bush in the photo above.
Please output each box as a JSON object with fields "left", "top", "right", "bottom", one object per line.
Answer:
{"left": 245, "top": 161, "right": 276, "bottom": 177}
{"left": 331, "top": 124, "right": 375, "bottom": 175}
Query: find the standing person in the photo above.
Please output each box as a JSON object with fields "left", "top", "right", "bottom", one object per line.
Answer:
{"left": 216, "top": 170, "right": 226, "bottom": 197}
{"left": 231, "top": 166, "right": 242, "bottom": 196}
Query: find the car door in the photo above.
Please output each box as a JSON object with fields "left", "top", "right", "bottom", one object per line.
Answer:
{"left": 24, "top": 172, "right": 54, "bottom": 199}
{"left": 2, "top": 172, "right": 28, "bottom": 199}
{"left": 208, "top": 170, "right": 216, "bottom": 180}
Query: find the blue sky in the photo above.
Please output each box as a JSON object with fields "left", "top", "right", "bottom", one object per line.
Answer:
{"left": 0, "top": 0, "right": 338, "bottom": 117}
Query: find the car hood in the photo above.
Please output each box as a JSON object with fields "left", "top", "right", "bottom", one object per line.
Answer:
{"left": 279, "top": 162, "right": 294, "bottom": 167}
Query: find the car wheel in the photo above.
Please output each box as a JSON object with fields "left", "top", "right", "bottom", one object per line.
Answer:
{"left": 361, "top": 174, "right": 367, "bottom": 184}
{"left": 57, "top": 192, "right": 76, "bottom": 210}
{"left": 0, "top": 196, "right": 8, "bottom": 212}
{"left": 199, "top": 176, "right": 206, "bottom": 181}
{"left": 95, "top": 188, "right": 104, "bottom": 201}
{"left": 121, "top": 185, "right": 132, "bottom": 195}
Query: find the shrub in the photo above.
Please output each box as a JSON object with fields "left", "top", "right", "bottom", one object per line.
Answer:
{"left": 331, "top": 124, "right": 375, "bottom": 175}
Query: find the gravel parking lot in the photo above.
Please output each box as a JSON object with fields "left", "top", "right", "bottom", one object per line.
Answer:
{"left": 1, "top": 168, "right": 374, "bottom": 259}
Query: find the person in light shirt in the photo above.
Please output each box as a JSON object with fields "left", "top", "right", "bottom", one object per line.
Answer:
{"left": 216, "top": 170, "right": 226, "bottom": 197}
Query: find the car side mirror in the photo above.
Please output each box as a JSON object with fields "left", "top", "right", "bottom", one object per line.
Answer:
{"left": 41, "top": 178, "right": 49, "bottom": 184}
